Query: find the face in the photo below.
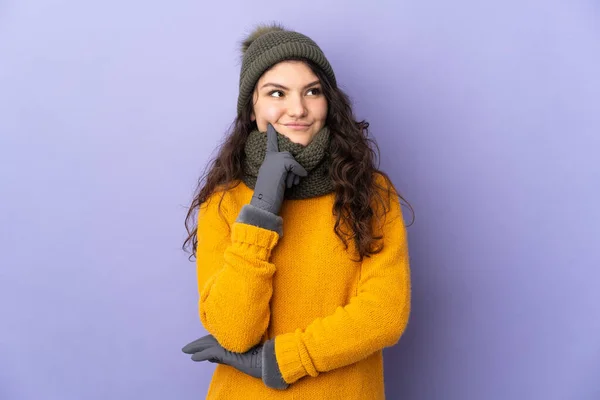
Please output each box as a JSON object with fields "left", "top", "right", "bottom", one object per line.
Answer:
{"left": 251, "top": 60, "right": 328, "bottom": 146}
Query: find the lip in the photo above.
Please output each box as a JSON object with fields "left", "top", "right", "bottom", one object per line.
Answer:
{"left": 283, "top": 123, "right": 312, "bottom": 130}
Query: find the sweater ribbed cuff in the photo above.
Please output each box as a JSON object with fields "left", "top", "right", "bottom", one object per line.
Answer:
{"left": 261, "top": 338, "right": 289, "bottom": 390}
{"left": 236, "top": 204, "right": 283, "bottom": 237}
{"left": 230, "top": 222, "right": 280, "bottom": 261}
{"left": 273, "top": 331, "right": 313, "bottom": 384}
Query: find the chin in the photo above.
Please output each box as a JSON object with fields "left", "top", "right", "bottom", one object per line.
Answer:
{"left": 282, "top": 132, "right": 311, "bottom": 146}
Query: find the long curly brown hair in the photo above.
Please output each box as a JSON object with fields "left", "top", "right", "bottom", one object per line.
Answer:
{"left": 183, "top": 58, "right": 414, "bottom": 263}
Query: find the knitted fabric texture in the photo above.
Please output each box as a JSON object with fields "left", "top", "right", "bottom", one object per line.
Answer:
{"left": 241, "top": 126, "right": 334, "bottom": 199}
{"left": 237, "top": 27, "right": 337, "bottom": 115}
{"left": 195, "top": 173, "right": 411, "bottom": 399}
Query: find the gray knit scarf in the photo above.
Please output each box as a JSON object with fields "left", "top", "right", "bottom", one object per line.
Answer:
{"left": 241, "top": 125, "right": 334, "bottom": 199}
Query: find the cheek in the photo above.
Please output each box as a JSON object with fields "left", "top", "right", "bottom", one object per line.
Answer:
{"left": 263, "top": 105, "right": 283, "bottom": 121}
{"left": 312, "top": 100, "right": 328, "bottom": 120}
{"left": 255, "top": 102, "right": 283, "bottom": 122}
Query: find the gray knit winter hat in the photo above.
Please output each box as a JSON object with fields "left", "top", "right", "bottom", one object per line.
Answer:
{"left": 237, "top": 23, "right": 337, "bottom": 116}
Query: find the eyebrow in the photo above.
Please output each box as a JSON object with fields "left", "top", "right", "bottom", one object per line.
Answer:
{"left": 260, "top": 80, "right": 321, "bottom": 90}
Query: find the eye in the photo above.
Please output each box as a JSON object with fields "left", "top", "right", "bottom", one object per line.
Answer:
{"left": 307, "top": 88, "right": 321, "bottom": 96}
{"left": 268, "top": 90, "right": 284, "bottom": 98}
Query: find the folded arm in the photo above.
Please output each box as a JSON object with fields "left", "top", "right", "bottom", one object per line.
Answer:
{"left": 196, "top": 192, "right": 283, "bottom": 353}
{"left": 262, "top": 182, "right": 411, "bottom": 388}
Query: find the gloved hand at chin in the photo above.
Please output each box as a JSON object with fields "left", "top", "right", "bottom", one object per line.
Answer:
{"left": 251, "top": 123, "right": 307, "bottom": 215}
{"left": 234, "top": 123, "right": 307, "bottom": 237}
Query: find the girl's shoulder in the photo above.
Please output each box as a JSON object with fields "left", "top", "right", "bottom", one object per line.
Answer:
{"left": 371, "top": 171, "right": 404, "bottom": 225}
{"left": 202, "top": 179, "right": 251, "bottom": 217}
{"left": 372, "top": 171, "right": 399, "bottom": 199}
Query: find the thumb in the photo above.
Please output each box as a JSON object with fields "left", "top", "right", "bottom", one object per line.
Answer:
{"left": 288, "top": 159, "right": 308, "bottom": 177}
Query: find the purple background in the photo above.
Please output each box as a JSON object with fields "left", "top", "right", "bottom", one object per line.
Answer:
{"left": 1, "top": 1, "right": 599, "bottom": 399}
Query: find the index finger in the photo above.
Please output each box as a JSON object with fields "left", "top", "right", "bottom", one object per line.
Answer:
{"left": 266, "top": 123, "right": 279, "bottom": 153}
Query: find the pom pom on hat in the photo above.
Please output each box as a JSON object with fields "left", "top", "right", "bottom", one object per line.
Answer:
{"left": 240, "top": 22, "right": 286, "bottom": 56}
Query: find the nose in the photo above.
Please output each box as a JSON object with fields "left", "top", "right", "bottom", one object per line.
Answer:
{"left": 286, "top": 93, "right": 307, "bottom": 118}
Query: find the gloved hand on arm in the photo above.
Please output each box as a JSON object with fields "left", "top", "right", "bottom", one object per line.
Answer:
{"left": 182, "top": 334, "right": 289, "bottom": 390}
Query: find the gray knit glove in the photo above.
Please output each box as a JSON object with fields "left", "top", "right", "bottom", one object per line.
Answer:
{"left": 251, "top": 123, "right": 307, "bottom": 215}
{"left": 182, "top": 334, "right": 289, "bottom": 390}
{"left": 182, "top": 334, "right": 262, "bottom": 378}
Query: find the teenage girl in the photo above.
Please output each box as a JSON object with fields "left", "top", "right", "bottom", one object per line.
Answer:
{"left": 181, "top": 22, "right": 413, "bottom": 399}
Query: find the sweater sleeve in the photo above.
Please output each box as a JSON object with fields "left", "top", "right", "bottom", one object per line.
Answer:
{"left": 196, "top": 191, "right": 281, "bottom": 353}
{"left": 271, "top": 178, "right": 411, "bottom": 384}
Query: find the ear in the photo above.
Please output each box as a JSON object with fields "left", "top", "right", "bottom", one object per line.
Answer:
{"left": 250, "top": 89, "right": 259, "bottom": 122}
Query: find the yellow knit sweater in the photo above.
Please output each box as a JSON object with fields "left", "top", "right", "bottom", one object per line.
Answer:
{"left": 195, "top": 173, "right": 411, "bottom": 399}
